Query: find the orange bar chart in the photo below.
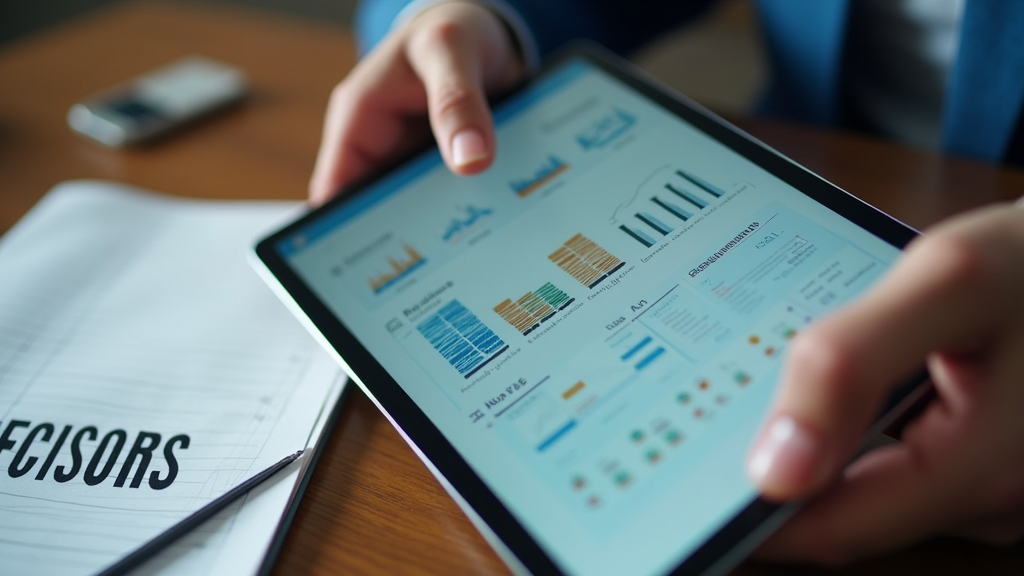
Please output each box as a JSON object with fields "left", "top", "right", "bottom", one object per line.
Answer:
{"left": 549, "top": 234, "right": 625, "bottom": 288}
{"left": 367, "top": 243, "right": 425, "bottom": 293}
{"left": 494, "top": 282, "right": 574, "bottom": 335}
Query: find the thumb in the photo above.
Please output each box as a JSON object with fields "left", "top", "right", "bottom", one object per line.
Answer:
{"left": 406, "top": 20, "right": 497, "bottom": 174}
{"left": 747, "top": 220, "right": 1007, "bottom": 502}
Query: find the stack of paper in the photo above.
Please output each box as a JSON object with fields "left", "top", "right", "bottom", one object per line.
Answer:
{"left": 0, "top": 181, "right": 345, "bottom": 576}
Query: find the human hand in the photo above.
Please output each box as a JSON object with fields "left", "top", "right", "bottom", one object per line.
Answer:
{"left": 747, "top": 202, "right": 1024, "bottom": 564}
{"left": 309, "top": 1, "right": 525, "bottom": 205}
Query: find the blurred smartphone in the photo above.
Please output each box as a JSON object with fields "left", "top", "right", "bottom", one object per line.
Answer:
{"left": 68, "top": 56, "right": 247, "bottom": 147}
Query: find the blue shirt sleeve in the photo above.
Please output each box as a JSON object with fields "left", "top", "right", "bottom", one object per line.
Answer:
{"left": 354, "top": 0, "right": 414, "bottom": 55}
{"left": 508, "top": 0, "right": 717, "bottom": 57}
{"left": 355, "top": 0, "right": 718, "bottom": 59}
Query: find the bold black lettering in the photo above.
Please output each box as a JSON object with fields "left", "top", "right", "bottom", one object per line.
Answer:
{"left": 149, "top": 434, "right": 189, "bottom": 490}
{"left": 36, "top": 425, "right": 72, "bottom": 481}
{"left": 84, "top": 429, "right": 127, "bottom": 486}
{"left": 55, "top": 426, "right": 97, "bottom": 483}
{"left": 114, "top": 432, "right": 161, "bottom": 488}
{"left": 0, "top": 420, "right": 30, "bottom": 457}
{"left": 9, "top": 423, "right": 53, "bottom": 478}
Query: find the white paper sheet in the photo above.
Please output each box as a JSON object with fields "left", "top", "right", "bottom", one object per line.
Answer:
{"left": 0, "top": 181, "right": 345, "bottom": 576}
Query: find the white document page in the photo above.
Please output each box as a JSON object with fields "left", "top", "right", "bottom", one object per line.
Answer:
{"left": 0, "top": 181, "right": 345, "bottom": 576}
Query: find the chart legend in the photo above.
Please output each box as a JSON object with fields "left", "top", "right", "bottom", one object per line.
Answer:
{"left": 549, "top": 234, "right": 625, "bottom": 288}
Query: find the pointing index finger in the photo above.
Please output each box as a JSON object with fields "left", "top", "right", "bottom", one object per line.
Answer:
{"left": 405, "top": 13, "right": 498, "bottom": 175}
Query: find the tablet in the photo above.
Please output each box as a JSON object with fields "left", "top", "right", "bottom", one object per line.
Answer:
{"left": 254, "top": 44, "right": 924, "bottom": 575}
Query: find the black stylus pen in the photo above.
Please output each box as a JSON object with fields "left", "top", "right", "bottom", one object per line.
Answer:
{"left": 95, "top": 449, "right": 305, "bottom": 576}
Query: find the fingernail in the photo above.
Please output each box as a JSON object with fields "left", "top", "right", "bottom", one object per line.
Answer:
{"left": 748, "top": 416, "right": 824, "bottom": 498}
{"left": 452, "top": 129, "right": 488, "bottom": 167}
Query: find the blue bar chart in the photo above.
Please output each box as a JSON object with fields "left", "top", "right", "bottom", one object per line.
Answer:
{"left": 510, "top": 156, "right": 570, "bottom": 197}
{"left": 576, "top": 108, "right": 637, "bottom": 150}
{"left": 616, "top": 168, "right": 730, "bottom": 248}
{"left": 416, "top": 300, "right": 508, "bottom": 378}
{"left": 441, "top": 205, "right": 493, "bottom": 244}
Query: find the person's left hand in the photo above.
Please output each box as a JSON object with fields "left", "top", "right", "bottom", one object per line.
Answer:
{"left": 746, "top": 201, "right": 1024, "bottom": 565}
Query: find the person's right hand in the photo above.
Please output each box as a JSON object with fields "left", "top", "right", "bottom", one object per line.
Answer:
{"left": 748, "top": 201, "right": 1024, "bottom": 564}
{"left": 309, "top": 1, "right": 526, "bottom": 205}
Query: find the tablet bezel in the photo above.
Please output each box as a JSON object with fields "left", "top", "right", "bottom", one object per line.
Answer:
{"left": 255, "top": 42, "right": 924, "bottom": 575}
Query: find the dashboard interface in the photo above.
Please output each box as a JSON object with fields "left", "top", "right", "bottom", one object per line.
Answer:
{"left": 278, "top": 60, "right": 901, "bottom": 575}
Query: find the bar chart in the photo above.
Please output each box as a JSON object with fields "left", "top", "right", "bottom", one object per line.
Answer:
{"left": 494, "top": 282, "right": 575, "bottom": 335}
{"left": 617, "top": 168, "right": 728, "bottom": 248}
{"left": 675, "top": 169, "right": 727, "bottom": 199}
{"left": 549, "top": 234, "right": 625, "bottom": 288}
{"left": 367, "top": 243, "right": 427, "bottom": 294}
{"left": 510, "top": 156, "right": 570, "bottom": 197}
{"left": 576, "top": 108, "right": 637, "bottom": 150}
{"left": 416, "top": 300, "right": 508, "bottom": 378}
{"left": 441, "top": 205, "right": 493, "bottom": 244}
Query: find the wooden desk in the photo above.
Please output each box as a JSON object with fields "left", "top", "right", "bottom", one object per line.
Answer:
{"left": 2, "top": 2, "right": 1023, "bottom": 574}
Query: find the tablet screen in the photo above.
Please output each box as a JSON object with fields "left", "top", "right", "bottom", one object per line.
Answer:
{"left": 274, "top": 59, "right": 901, "bottom": 575}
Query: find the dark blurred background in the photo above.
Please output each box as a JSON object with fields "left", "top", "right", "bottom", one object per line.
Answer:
{"left": 0, "top": 0, "right": 765, "bottom": 116}
{"left": 0, "top": 0, "right": 359, "bottom": 46}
